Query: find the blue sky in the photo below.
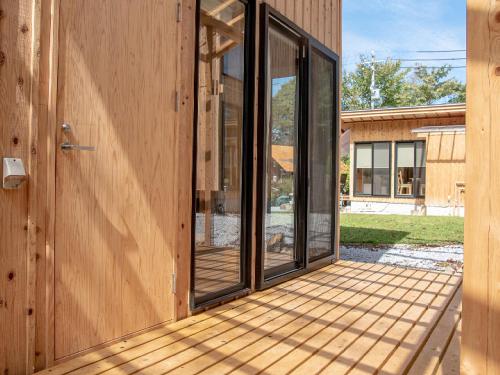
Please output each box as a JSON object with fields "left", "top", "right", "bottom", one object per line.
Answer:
{"left": 343, "top": 0, "right": 466, "bottom": 82}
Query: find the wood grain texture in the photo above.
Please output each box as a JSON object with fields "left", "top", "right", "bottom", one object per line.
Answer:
{"left": 174, "top": 0, "right": 197, "bottom": 321}
{"left": 259, "top": 0, "right": 341, "bottom": 53}
{"left": 462, "top": 0, "right": 500, "bottom": 373}
{"left": 52, "top": 0, "right": 177, "bottom": 359}
{"left": 36, "top": 261, "right": 462, "bottom": 375}
{"left": 2, "top": 0, "right": 343, "bottom": 371}
{"left": 0, "top": 0, "right": 35, "bottom": 373}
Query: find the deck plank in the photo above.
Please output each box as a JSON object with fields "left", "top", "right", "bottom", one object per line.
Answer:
{"left": 407, "top": 288, "right": 462, "bottom": 375}
{"left": 41, "top": 261, "right": 363, "bottom": 375}
{"left": 348, "top": 273, "right": 459, "bottom": 375}
{"left": 36, "top": 262, "right": 462, "bottom": 375}
{"left": 106, "top": 264, "right": 393, "bottom": 374}
{"left": 378, "top": 274, "right": 462, "bottom": 375}
{"left": 320, "top": 271, "right": 447, "bottom": 374}
{"left": 172, "top": 266, "right": 413, "bottom": 375}
{"left": 435, "top": 319, "right": 461, "bottom": 375}
{"left": 286, "top": 270, "right": 442, "bottom": 375}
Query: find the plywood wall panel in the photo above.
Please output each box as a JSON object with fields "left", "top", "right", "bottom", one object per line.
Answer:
{"left": 0, "top": 0, "right": 36, "bottom": 374}
{"left": 259, "top": 0, "right": 341, "bottom": 53}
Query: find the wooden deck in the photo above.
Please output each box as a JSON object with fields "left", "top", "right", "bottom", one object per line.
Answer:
{"left": 38, "top": 261, "right": 462, "bottom": 375}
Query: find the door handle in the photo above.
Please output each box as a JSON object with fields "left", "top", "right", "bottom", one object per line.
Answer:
{"left": 61, "top": 142, "right": 96, "bottom": 152}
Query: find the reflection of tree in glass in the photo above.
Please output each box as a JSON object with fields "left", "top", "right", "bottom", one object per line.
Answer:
{"left": 272, "top": 176, "right": 294, "bottom": 205}
{"left": 271, "top": 77, "right": 296, "bottom": 145}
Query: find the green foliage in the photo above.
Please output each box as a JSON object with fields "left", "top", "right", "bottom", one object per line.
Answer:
{"left": 272, "top": 176, "right": 294, "bottom": 204}
{"left": 340, "top": 214, "right": 464, "bottom": 245}
{"left": 271, "top": 78, "right": 297, "bottom": 145}
{"left": 340, "top": 155, "right": 350, "bottom": 194}
{"left": 342, "top": 56, "right": 466, "bottom": 111}
{"left": 408, "top": 65, "right": 466, "bottom": 105}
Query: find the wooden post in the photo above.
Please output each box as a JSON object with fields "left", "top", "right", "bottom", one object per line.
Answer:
{"left": 462, "top": 0, "right": 500, "bottom": 373}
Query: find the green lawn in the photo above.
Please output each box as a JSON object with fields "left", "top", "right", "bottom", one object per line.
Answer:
{"left": 340, "top": 214, "right": 464, "bottom": 246}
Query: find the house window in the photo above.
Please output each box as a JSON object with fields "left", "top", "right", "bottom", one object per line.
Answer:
{"left": 354, "top": 142, "right": 391, "bottom": 196}
{"left": 395, "top": 141, "right": 426, "bottom": 198}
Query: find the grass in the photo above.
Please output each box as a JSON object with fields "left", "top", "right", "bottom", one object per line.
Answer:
{"left": 340, "top": 213, "right": 464, "bottom": 246}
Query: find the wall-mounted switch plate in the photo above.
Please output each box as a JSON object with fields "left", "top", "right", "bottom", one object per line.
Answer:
{"left": 3, "top": 158, "right": 26, "bottom": 189}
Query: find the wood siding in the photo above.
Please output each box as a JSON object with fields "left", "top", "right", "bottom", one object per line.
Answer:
{"left": 260, "top": 0, "right": 341, "bottom": 53}
{"left": 344, "top": 116, "right": 466, "bottom": 207}
{"left": 462, "top": 0, "right": 500, "bottom": 373}
{"left": 0, "top": 1, "right": 38, "bottom": 374}
{"left": 1, "top": 0, "right": 341, "bottom": 372}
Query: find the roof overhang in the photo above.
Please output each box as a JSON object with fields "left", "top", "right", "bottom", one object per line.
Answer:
{"left": 341, "top": 103, "right": 466, "bottom": 124}
{"left": 412, "top": 125, "right": 466, "bottom": 135}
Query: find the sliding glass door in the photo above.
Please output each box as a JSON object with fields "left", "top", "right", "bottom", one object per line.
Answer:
{"left": 192, "top": 0, "right": 253, "bottom": 307}
{"left": 262, "top": 19, "right": 304, "bottom": 278}
{"left": 257, "top": 4, "right": 339, "bottom": 288}
{"left": 308, "top": 45, "right": 337, "bottom": 261}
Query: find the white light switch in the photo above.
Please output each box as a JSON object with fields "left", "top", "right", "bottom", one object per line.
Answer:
{"left": 3, "top": 158, "right": 26, "bottom": 189}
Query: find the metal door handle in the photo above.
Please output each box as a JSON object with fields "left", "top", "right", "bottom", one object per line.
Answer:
{"left": 61, "top": 142, "right": 96, "bottom": 152}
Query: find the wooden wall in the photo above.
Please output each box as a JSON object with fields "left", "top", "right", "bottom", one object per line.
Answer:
{"left": 462, "top": 0, "right": 500, "bottom": 373}
{"left": 259, "top": 0, "right": 341, "bottom": 53}
{"left": 0, "top": 0, "right": 39, "bottom": 373}
{"left": 426, "top": 132, "right": 466, "bottom": 207}
{"left": 0, "top": 0, "right": 340, "bottom": 372}
{"left": 344, "top": 116, "right": 466, "bottom": 207}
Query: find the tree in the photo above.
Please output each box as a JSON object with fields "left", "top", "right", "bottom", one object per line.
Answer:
{"left": 408, "top": 65, "right": 466, "bottom": 105}
{"left": 342, "top": 56, "right": 412, "bottom": 110}
{"left": 271, "top": 78, "right": 297, "bottom": 145}
{"left": 342, "top": 56, "right": 466, "bottom": 111}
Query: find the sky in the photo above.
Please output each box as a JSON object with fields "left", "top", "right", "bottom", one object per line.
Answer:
{"left": 342, "top": 0, "right": 466, "bottom": 82}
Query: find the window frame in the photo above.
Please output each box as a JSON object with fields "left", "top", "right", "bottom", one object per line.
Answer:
{"left": 353, "top": 141, "right": 392, "bottom": 198}
{"left": 255, "top": 3, "right": 340, "bottom": 290}
{"left": 190, "top": 0, "right": 256, "bottom": 311}
{"left": 394, "top": 141, "right": 426, "bottom": 199}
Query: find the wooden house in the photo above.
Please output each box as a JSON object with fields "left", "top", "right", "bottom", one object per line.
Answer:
{"left": 2, "top": 0, "right": 499, "bottom": 373}
{"left": 342, "top": 104, "right": 466, "bottom": 216}
{"left": 0, "top": 0, "right": 340, "bottom": 372}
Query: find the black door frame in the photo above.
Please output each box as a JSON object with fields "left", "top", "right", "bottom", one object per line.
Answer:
{"left": 190, "top": 0, "right": 256, "bottom": 310}
{"left": 255, "top": 3, "right": 340, "bottom": 290}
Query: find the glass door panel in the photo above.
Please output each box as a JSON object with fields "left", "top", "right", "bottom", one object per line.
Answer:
{"left": 193, "top": 0, "right": 249, "bottom": 304}
{"left": 257, "top": 4, "right": 339, "bottom": 289}
{"left": 308, "top": 49, "right": 335, "bottom": 260}
{"left": 263, "top": 21, "right": 302, "bottom": 275}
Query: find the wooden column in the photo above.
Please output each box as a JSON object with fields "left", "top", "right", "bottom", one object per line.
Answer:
{"left": 462, "top": 0, "right": 500, "bottom": 373}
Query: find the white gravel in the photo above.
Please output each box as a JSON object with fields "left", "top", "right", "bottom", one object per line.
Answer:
{"left": 340, "top": 244, "right": 463, "bottom": 272}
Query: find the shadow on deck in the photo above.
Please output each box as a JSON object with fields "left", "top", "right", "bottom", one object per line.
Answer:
{"left": 38, "top": 261, "right": 462, "bottom": 375}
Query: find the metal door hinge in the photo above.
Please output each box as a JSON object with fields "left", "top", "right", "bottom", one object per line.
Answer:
{"left": 176, "top": 1, "right": 182, "bottom": 22}
{"left": 172, "top": 273, "right": 176, "bottom": 293}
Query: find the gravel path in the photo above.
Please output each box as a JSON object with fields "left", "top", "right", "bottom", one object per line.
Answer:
{"left": 340, "top": 244, "right": 463, "bottom": 272}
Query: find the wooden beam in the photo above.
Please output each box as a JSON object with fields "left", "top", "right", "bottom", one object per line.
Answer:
{"left": 207, "top": 0, "right": 237, "bottom": 16}
{"left": 214, "top": 40, "right": 238, "bottom": 59}
{"left": 227, "top": 12, "right": 244, "bottom": 26}
{"left": 462, "top": 0, "right": 500, "bottom": 374}
{"left": 201, "top": 10, "right": 243, "bottom": 44}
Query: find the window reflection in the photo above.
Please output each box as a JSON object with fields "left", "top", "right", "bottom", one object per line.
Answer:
{"left": 264, "top": 23, "right": 300, "bottom": 271}
{"left": 194, "top": 0, "right": 246, "bottom": 300}
{"left": 308, "top": 50, "right": 335, "bottom": 259}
